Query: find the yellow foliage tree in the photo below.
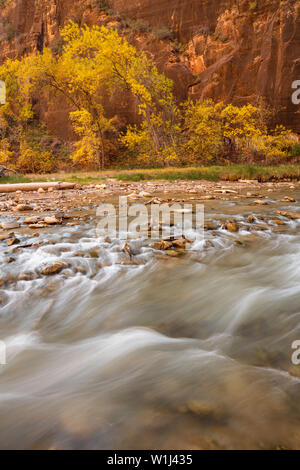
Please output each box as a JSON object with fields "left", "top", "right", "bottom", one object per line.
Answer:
{"left": 20, "top": 21, "right": 180, "bottom": 167}
{"left": 183, "top": 99, "right": 294, "bottom": 162}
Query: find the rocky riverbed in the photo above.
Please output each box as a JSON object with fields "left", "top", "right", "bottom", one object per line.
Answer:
{"left": 0, "top": 179, "right": 300, "bottom": 449}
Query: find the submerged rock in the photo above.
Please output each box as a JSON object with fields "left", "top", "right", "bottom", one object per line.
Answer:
{"left": 182, "top": 400, "right": 225, "bottom": 422}
{"left": 165, "top": 250, "right": 185, "bottom": 257}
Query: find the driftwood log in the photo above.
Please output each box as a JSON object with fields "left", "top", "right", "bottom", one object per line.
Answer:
{"left": 0, "top": 182, "right": 75, "bottom": 193}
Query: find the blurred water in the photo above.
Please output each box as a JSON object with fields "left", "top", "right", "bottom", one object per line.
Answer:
{"left": 0, "top": 214, "right": 300, "bottom": 449}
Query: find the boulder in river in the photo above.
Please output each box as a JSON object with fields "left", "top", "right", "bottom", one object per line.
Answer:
{"left": 223, "top": 220, "right": 239, "bottom": 232}
{"left": 41, "top": 262, "right": 67, "bottom": 275}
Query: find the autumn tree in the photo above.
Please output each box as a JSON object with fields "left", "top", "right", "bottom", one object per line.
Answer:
{"left": 183, "top": 99, "right": 295, "bottom": 163}
{"left": 19, "top": 21, "right": 181, "bottom": 168}
{"left": 0, "top": 58, "right": 34, "bottom": 168}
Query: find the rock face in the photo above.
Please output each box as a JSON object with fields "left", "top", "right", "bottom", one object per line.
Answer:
{"left": 0, "top": 0, "right": 299, "bottom": 136}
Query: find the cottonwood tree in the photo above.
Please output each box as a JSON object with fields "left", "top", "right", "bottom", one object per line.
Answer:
{"left": 18, "top": 21, "right": 180, "bottom": 168}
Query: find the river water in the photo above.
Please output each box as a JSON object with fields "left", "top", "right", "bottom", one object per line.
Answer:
{"left": 0, "top": 192, "right": 300, "bottom": 449}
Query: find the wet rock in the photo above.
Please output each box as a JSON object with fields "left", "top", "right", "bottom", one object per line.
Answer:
{"left": 7, "top": 257, "right": 16, "bottom": 263}
{"left": 183, "top": 400, "right": 225, "bottom": 422}
{"left": 18, "top": 273, "right": 35, "bottom": 281}
{"left": 172, "top": 237, "right": 191, "bottom": 249}
{"left": 275, "top": 210, "right": 300, "bottom": 220}
{"left": 44, "top": 216, "right": 62, "bottom": 225}
{"left": 247, "top": 215, "right": 255, "bottom": 224}
{"left": 13, "top": 204, "right": 33, "bottom": 212}
{"left": 157, "top": 240, "right": 173, "bottom": 250}
{"left": 41, "top": 262, "right": 67, "bottom": 275}
{"left": 54, "top": 211, "right": 66, "bottom": 219}
{"left": 254, "top": 200, "right": 268, "bottom": 206}
{"left": 223, "top": 220, "right": 239, "bottom": 232}
{"left": 283, "top": 196, "right": 295, "bottom": 202}
{"left": 7, "top": 237, "right": 20, "bottom": 246}
{"left": 165, "top": 250, "right": 185, "bottom": 257}
{"left": 139, "top": 191, "right": 152, "bottom": 198}
{"left": 273, "top": 218, "right": 286, "bottom": 226}
{"left": 204, "top": 221, "right": 218, "bottom": 231}
{"left": 24, "top": 217, "right": 39, "bottom": 224}
{"left": 88, "top": 249, "right": 100, "bottom": 258}
{"left": 128, "top": 193, "right": 140, "bottom": 200}
{"left": 28, "top": 224, "right": 47, "bottom": 229}
{"left": 37, "top": 188, "right": 45, "bottom": 194}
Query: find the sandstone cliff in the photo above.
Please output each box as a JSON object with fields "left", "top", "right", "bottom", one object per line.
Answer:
{"left": 0, "top": 0, "right": 299, "bottom": 139}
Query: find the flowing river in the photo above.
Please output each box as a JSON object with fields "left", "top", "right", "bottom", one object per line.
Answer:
{"left": 0, "top": 186, "right": 300, "bottom": 450}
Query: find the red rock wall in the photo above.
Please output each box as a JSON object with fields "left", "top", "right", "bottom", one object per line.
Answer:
{"left": 0, "top": 0, "right": 299, "bottom": 138}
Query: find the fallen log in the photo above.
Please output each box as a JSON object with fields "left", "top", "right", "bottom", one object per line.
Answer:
{"left": 0, "top": 182, "right": 75, "bottom": 193}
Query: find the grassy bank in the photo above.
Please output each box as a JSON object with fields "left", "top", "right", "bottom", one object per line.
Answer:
{"left": 113, "top": 165, "right": 300, "bottom": 182}
{"left": 1, "top": 165, "right": 300, "bottom": 185}
{"left": 0, "top": 175, "right": 32, "bottom": 184}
